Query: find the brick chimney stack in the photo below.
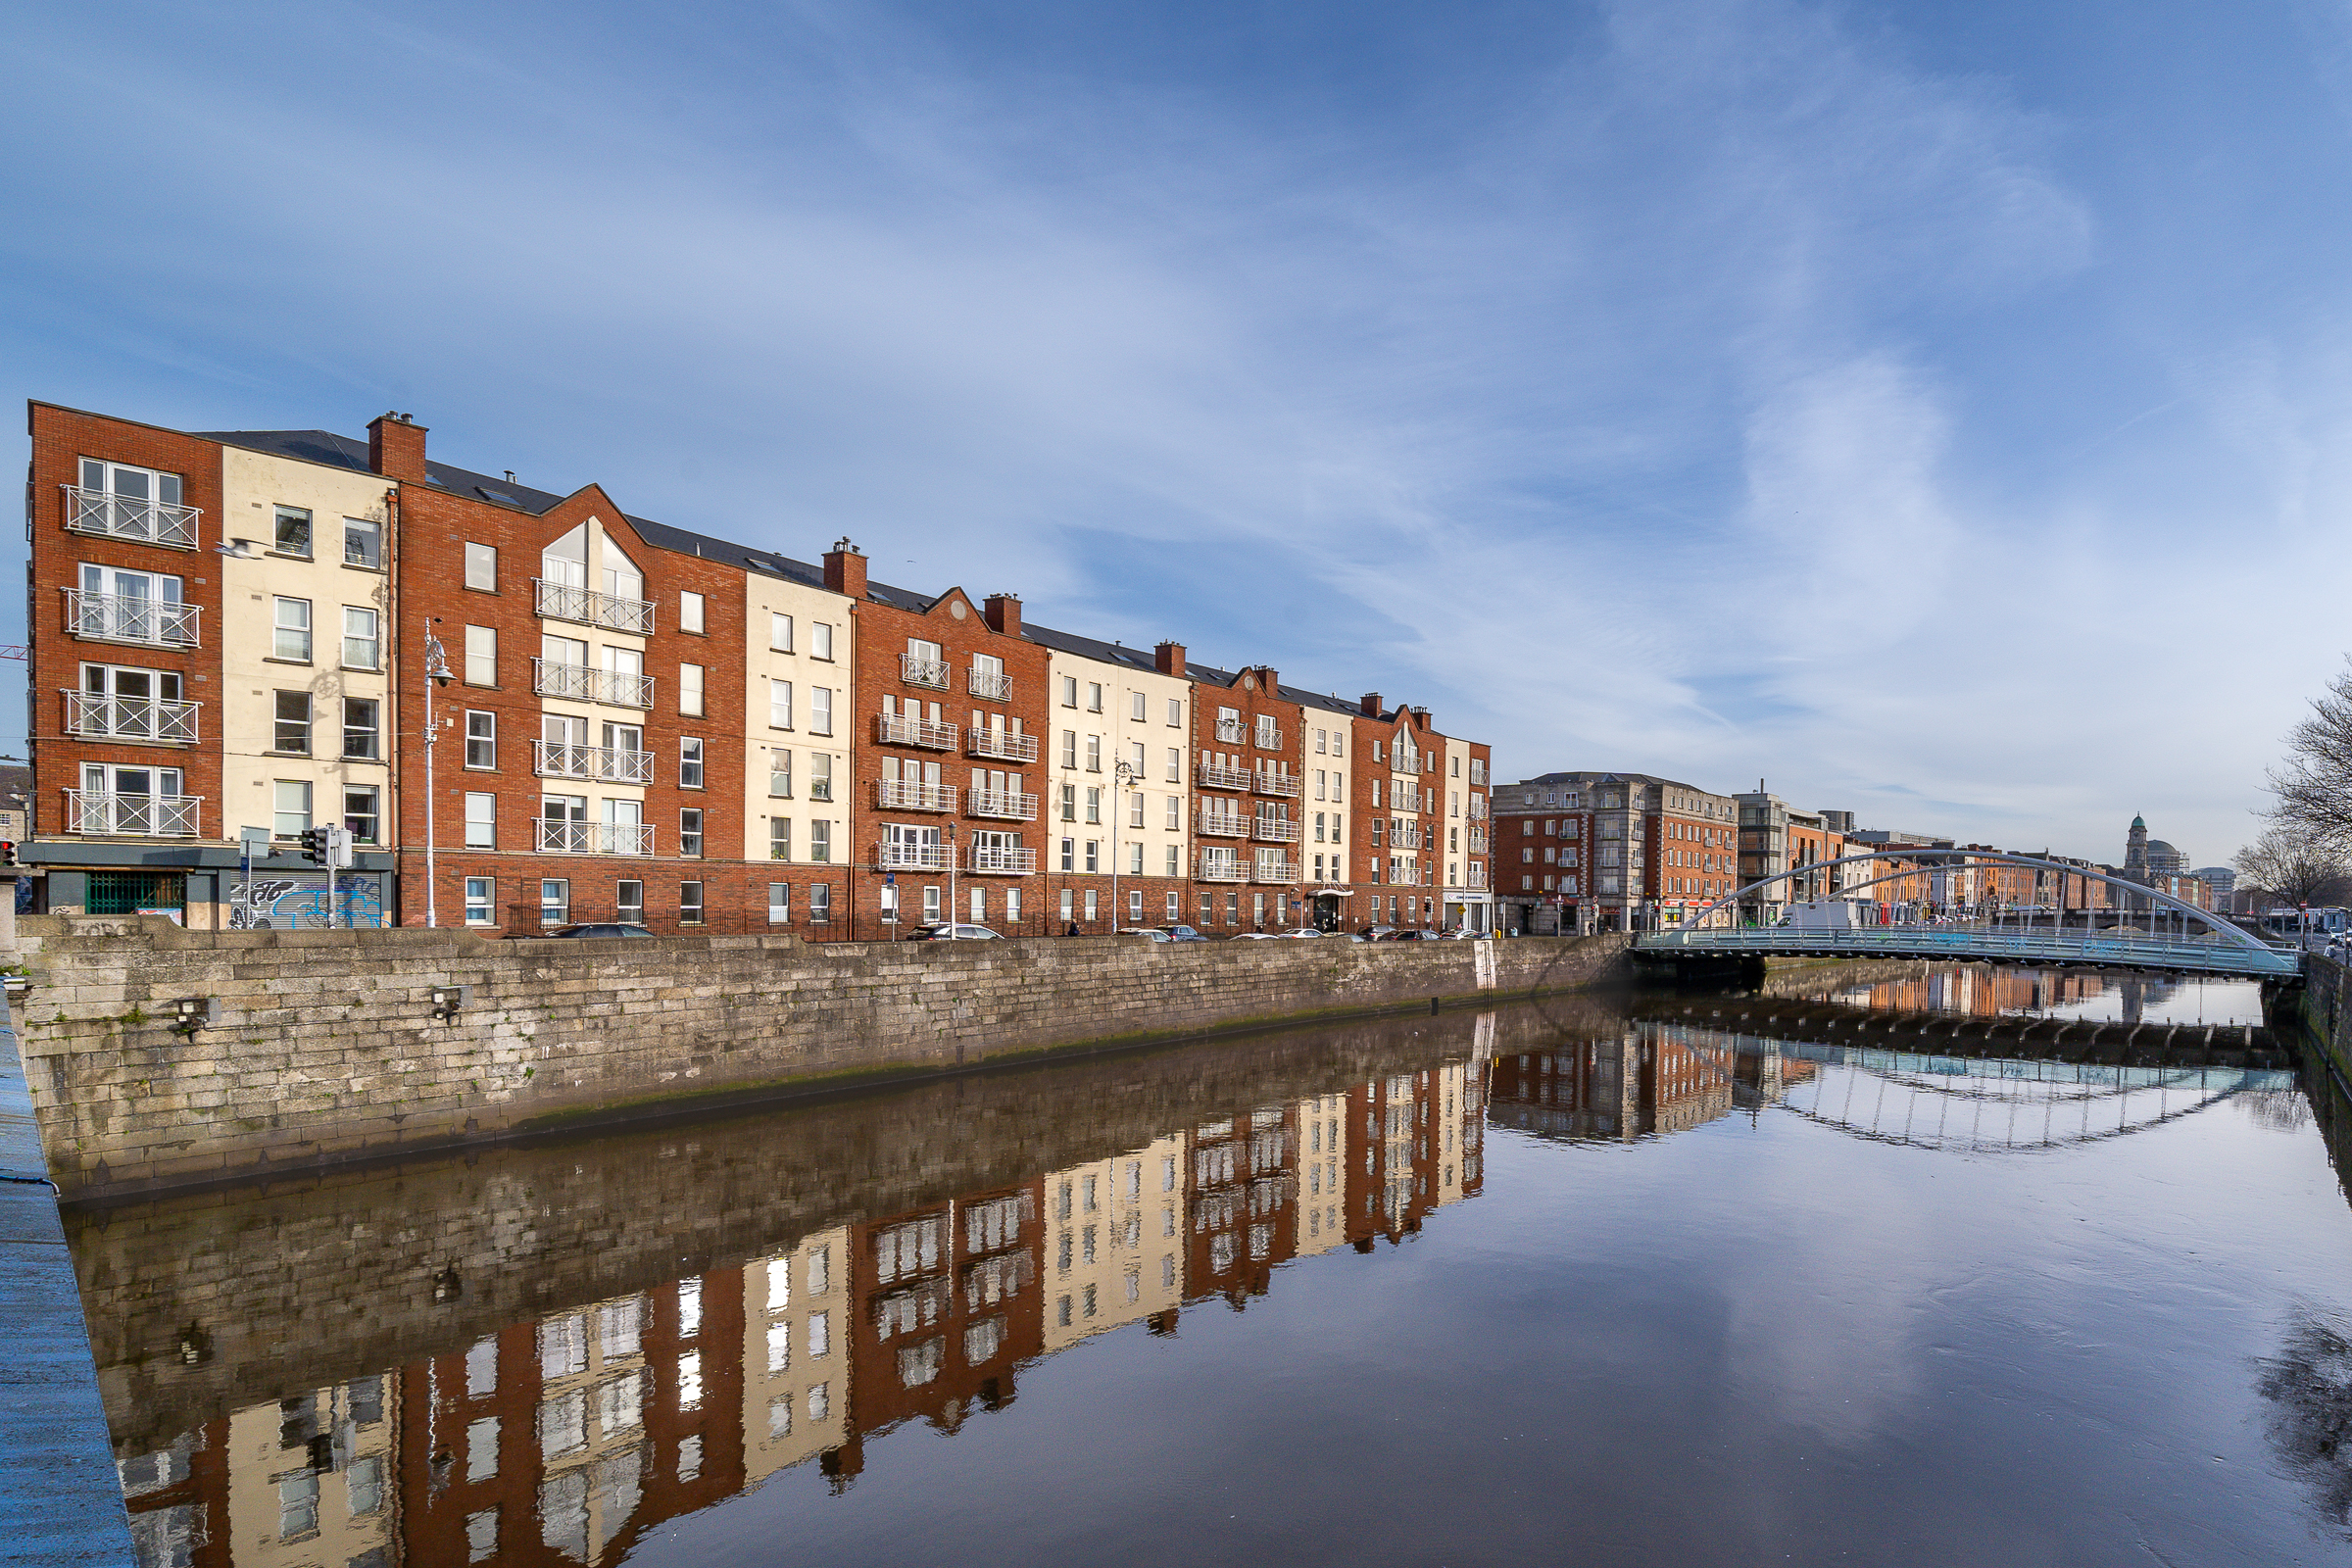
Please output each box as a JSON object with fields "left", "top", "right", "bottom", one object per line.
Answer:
{"left": 983, "top": 593, "right": 1021, "bottom": 637}
{"left": 1359, "top": 692, "right": 1383, "bottom": 717}
{"left": 367, "top": 413, "right": 427, "bottom": 481}
{"left": 1153, "top": 641, "right": 1186, "bottom": 677}
{"left": 823, "top": 537, "right": 867, "bottom": 599}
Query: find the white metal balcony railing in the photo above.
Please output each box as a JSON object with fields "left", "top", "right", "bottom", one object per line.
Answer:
{"left": 878, "top": 780, "right": 957, "bottom": 812}
{"left": 1253, "top": 771, "right": 1299, "bottom": 799}
{"left": 967, "top": 846, "right": 1038, "bottom": 875}
{"left": 532, "top": 740, "right": 653, "bottom": 784}
{"left": 1197, "top": 855, "right": 1248, "bottom": 883}
{"left": 67, "top": 790, "right": 199, "bottom": 837}
{"left": 1214, "top": 718, "right": 1248, "bottom": 744}
{"left": 877, "top": 713, "right": 959, "bottom": 750}
{"left": 1392, "top": 823, "right": 1425, "bottom": 850}
{"left": 877, "top": 841, "right": 952, "bottom": 871}
{"left": 966, "top": 728, "right": 1039, "bottom": 762}
{"left": 1197, "top": 761, "right": 1252, "bottom": 792}
{"left": 1251, "top": 856, "right": 1300, "bottom": 884}
{"left": 532, "top": 659, "right": 654, "bottom": 709}
{"left": 968, "top": 789, "right": 1039, "bottom": 821}
{"left": 1467, "top": 831, "right": 1489, "bottom": 855}
{"left": 1469, "top": 796, "right": 1489, "bottom": 819}
{"left": 902, "top": 654, "right": 950, "bottom": 690}
{"left": 966, "top": 668, "right": 1011, "bottom": 701}
{"left": 533, "top": 578, "right": 656, "bottom": 634}
{"left": 1252, "top": 817, "right": 1299, "bottom": 844}
{"left": 62, "top": 485, "right": 199, "bottom": 549}
{"left": 63, "top": 691, "right": 200, "bottom": 745}
{"left": 63, "top": 590, "right": 202, "bottom": 650}
{"left": 1467, "top": 865, "right": 1488, "bottom": 889}
{"left": 536, "top": 819, "right": 654, "bottom": 856}
{"left": 1255, "top": 727, "right": 1283, "bottom": 752}
{"left": 1199, "top": 810, "right": 1249, "bottom": 838}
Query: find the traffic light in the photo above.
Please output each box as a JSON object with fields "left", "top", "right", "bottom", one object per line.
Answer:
{"left": 297, "top": 827, "right": 329, "bottom": 866}
{"left": 0, "top": 841, "right": 18, "bottom": 868}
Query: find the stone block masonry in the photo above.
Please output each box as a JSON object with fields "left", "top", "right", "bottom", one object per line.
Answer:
{"left": 15, "top": 916, "right": 1628, "bottom": 1199}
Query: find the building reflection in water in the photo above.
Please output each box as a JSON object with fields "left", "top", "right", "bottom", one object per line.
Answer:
{"left": 109, "top": 1029, "right": 1495, "bottom": 1565}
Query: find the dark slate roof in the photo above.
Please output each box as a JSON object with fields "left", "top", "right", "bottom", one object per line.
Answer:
{"left": 1019, "top": 620, "right": 1167, "bottom": 675}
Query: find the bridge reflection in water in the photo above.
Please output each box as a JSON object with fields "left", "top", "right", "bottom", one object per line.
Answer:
{"left": 80, "top": 986, "right": 2341, "bottom": 1567}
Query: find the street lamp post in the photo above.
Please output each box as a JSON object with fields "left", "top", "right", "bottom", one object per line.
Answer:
{"left": 420, "top": 621, "right": 453, "bottom": 928}
{"left": 1112, "top": 758, "right": 1139, "bottom": 933}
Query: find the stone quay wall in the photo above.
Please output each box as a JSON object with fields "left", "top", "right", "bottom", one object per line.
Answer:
{"left": 14, "top": 918, "right": 1628, "bottom": 1199}
{"left": 2296, "top": 952, "right": 2352, "bottom": 1088}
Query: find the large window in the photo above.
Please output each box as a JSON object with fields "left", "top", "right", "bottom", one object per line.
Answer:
{"left": 465, "top": 625, "right": 496, "bottom": 685}
{"left": 464, "top": 541, "right": 497, "bottom": 591}
{"left": 769, "top": 679, "right": 793, "bottom": 729}
{"left": 272, "top": 780, "right": 312, "bottom": 839}
{"left": 273, "top": 506, "right": 313, "bottom": 558}
{"left": 616, "top": 880, "right": 645, "bottom": 925}
{"left": 769, "top": 817, "right": 792, "bottom": 860}
{"left": 465, "top": 792, "right": 496, "bottom": 849}
{"left": 465, "top": 877, "right": 494, "bottom": 925}
{"left": 768, "top": 750, "right": 792, "bottom": 798}
{"left": 768, "top": 882, "right": 792, "bottom": 924}
{"left": 808, "top": 754, "right": 832, "bottom": 802}
{"left": 273, "top": 597, "right": 312, "bottom": 662}
{"left": 344, "top": 785, "right": 380, "bottom": 844}
{"left": 344, "top": 516, "right": 381, "bottom": 568}
{"left": 541, "top": 879, "right": 569, "bottom": 925}
{"left": 679, "top": 808, "right": 704, "bottom": 858}
{"left": 680, "top": 662, "right": 705, "bottom": 717}
{"left": 679, "top": 738, "right": 704, "bottom": 789}
{"left": 341, "top": 607, "right": 379, "bottom": 669}
{"left": 809, "top": 884, "right": 831, "bottom": 923}
{"left": 679, "top": 881, "right": 705, "bottom": 925}
{"left": 769, "top": 612, "right": 793, "bottom": 652}
{"left": 809, "top": 820, "right": 831, "bottom": 862}
{"left": 679, "top": 591, "right": 705, "bottom": 634}
{"left": 273, "top": 691, "right": 311, "bottom": 754}
{"left": 343, "top": 698, "right": 379, "bottom": 760}
{"left": 465, "top": 711, "right": 496, "bottom": 769}
{"left": 812, "top": 622, "right": 833, "bottom": 660}
{"left": 810, "top": 687, "right": 832, "bottom": 736}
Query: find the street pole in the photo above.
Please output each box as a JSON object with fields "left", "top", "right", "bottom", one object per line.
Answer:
{"left": 1112, "top": 759, "right": 1137, "bottom": 933}
{"left": 948, "top": 823, "right": 958, "bottom": 937}
{"left": 421, "top": 621, "right": 452, "bottom": 928}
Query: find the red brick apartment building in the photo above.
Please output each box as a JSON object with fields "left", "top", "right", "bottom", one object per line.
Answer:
{"left": 24, "top": 401, "right": 1491, "bottom": 933}
{"left": 1490, "top": 771, "right": 1737, "bottom": 935}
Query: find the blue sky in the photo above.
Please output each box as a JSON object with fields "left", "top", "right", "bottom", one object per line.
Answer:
{"left": 7, "top": 0, "right": 2349, "bottom": 867}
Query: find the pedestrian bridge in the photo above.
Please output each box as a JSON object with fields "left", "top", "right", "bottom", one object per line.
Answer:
{"left": 1633, "top": 851, "right": 2303, "bottom": 980}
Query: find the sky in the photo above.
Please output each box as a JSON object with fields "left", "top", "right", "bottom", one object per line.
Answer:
{"left": 7, "top": 0, "right": 2352, "bottom": 868}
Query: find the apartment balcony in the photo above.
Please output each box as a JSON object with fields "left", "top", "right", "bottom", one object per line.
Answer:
{"left": 966, "top": 728, "right": 1038, "bottom": 762}
{"left": 63, "top": 590, "right": 201, "bottom": 650}
{"left": 1467, "top": 830, "right": 1489, "bottom": 855}
{"left": 533, "top": 740, "right": 653, "bottom": 784}
{"left": 63, "top": 691, "right": 200, "bottom": 745}
{"left": 1198, "top": 809, "right": 1249, "bottom": 838}
{"left": 968, "top": 788, "right": 1038, "bottom": 821}
{"left": 536, "top": 819, "right": 655, "bottom": 856}
{"left": 877, "top": 841, "right": 951, "bottom": 871}
{"left": 1466, "top": 865, "right": 1489, "bottom": 889}
{"left": 1251, "top": 817, "right": 1299, "bottom": 844}
{"left": 966, "top": 846, "right": 1037, "bottom": 875}
{"left": 878, "top": 780, "right": 957, "bottom": 812}
{"left": 1214, "top": 718, "right": 1248, "bottom": 744}
{"left": 532, "top": 659, "right": 654, "bottom": 709}
{"left": 902, "top": 654, "right": 950, "bottom": 690}
{"left": 1392, "top": 823, "right": 1425, "bottom": 850}
{"left": 1197, "top": 761, "right": 1251, "bottom": 792}
{"left": 1253, "top": 772, "right": 1299, "bottom": 799}
{"left": 1468, "top": 796, "right": 1489, "bottom": 819}
{"left": 966, "top": 668, "right": 1011, "bottom": 701}
{"left": 1250, "top": 856, "right": 1300, "bottom": 884}
{"left": 62, "top": 484, "right": 199, "bottom": 550}
{"left": 877, "top": 712, "right": 958, "bottom": 751}
{"left": 67, "top": 790, "right": 199, "bottom": 837}
{"left": 1197, "top": 854, "right": 1247, "bottom": 883}
{"left": 534, "top": 578, "right": 655, "bottom": 635}
{"left": 1254, "top": 727, "right": 1284, "bottom": 752}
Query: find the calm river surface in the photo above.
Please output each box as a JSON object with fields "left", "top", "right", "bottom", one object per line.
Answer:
{"left": 79, "top": 965, "right": 2352, "bottom": 1566}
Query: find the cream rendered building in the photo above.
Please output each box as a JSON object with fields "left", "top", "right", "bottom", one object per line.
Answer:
{"left": 1038, "top": 638, "right": 1192, "bottom": 929}
{"left": 222, "top": 1373, "right": 395, "bottom": 1566}
{"left": 1297, "top": 700, "right": 1353, "bottom": 924}
{"left": 529, "top": 1281, "right": 667, "bottom": 1562}
{"left": 218, "top": 445, "right": 398, "bottom": 924}
{"left": 741, "top": 568, "right": 854, "bottom": 924}
{"left": 1293, "top": 1092, "right": 1350, "bottom": 1256}
{"left": 1440, "top": 734, "right": 1492, "bottom": 933}
{"left": 1044, "top": 1134, "right": 1188, "bottom": 1350}
{"left": 742, "top": 1226, "right": 851, "bottom": 1484}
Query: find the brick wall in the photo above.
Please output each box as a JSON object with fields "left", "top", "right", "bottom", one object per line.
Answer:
{"left": 16, "top": 919, "right": 1629, "bottom": 1199}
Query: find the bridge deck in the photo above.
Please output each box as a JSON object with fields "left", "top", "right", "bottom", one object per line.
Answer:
{"left": 1635, "top": 926, "right": 2302, "bottom": 978}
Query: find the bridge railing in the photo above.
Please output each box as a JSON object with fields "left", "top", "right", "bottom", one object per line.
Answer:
{"left": 1635, "top": 924, "right": 2302, "bottom": 976}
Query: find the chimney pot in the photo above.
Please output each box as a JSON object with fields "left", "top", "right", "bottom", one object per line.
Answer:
{"left": 367, "top": 412, "right": 428, "bottom": 481}
{"left": 822, "top": 539, "right": 868, "bottom": 599}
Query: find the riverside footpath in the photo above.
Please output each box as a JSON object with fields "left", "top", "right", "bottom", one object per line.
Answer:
{"left": 10, "top": 921, "right": 1628, "bottom": 1200}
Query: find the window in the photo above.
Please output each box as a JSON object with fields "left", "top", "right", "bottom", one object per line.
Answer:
{"left": 1131, "top": 691, "right": 1147, "bottom": 721}
{"left": 768, "top": 749, "right": 792, "bottom": 797}
{"left": 1166, "top": 795, "right": 1180, "bottom": 829}
{"left": 270, "top": 506, "right": 313, "bottom": 558}
{"left": 768, "top": 883, "right": 792, "bottom": 924}
{"left": 465, "top": 877, "right": 494, "bottom": 925}
{"left": 616, "top": 880, "right": 644, "bottom": 924}
{"left": 769, "top": 679, "right": 793, "bottom": 728}
{"left": 923, "top": 885, "right": 943, "bottom": 923}
{"left": 1006, "top": 888, "right": 1021, "bottom": 923}
{"left": 1061, "top": 888, "right": 1074, "bottom": 922}
{"left": 1086, "top": 735, "right": 1102, "bottom": 772}
{"left": 810, "top": 688, "right": 832, "bottom": 736}
{"left": 273, "top": 597, "right": 312, "bottom": 661}
{"left": 679, "top": 591, "right": 705, "bottom": 633}
{"left": 1085, "top": 787, "right": 1102, "bottom": 824}
{"left": 465, "top": 624, "right": 496, "bottom": 685}
{"left": 464, "top": 541, "right": 496, "bottom": 590}
{"left": 1060, "top": 675, "right": 1078, "bottom": 708}
{"left": 769, "top": 612, "right": 793, "bottom": 652}
{"left": 1087, "top": 682, "right": 1103, "bottom": 711}
{"left": 1085, "top": 840, "right": 1101, "bottom": 873}
{"left": 272, "top": 780, "right": 312, "bottom": 838}
{"left": 344, "top": 516, "right": 381, "bottom": 568}
{"left": 769, "top": 818, "right": 792, "bottom": 860}
{"left": 1128, "top": 843, "right": 1144, "bottom": 874}
{"left": 809, "top": 884, "right": 831, "bottom": 923}
{"left": 465, "top": 793, "right": 496, "bottom": 849}
{"left": 810, "top": 820, "right": 831, "bottom": 862}
{"left": 1060, "top": 730, "right": 1078, "bottom": 768}
{"left": 465, "top": 711, "right": 496, "bottom": 768}
{"left": 1059, "top": 783, "right": 1076, "bottom": 822}
{"left": 672, "top": 736, "right": 704, "bottom": 790}
{"left": 1085, "top": 889, "right": 1099, "bottom": 920}
{"left": 541, "top": 880, "right": 569, "bottom": 925}
{"left": 342, "top": 607, "right": 379, "bottom": 669}
{"left": 273, "top": 691, "right": 312, "bottom": 754}
{"left": 1167, "top": 697, "right": 1182, "bottom": 727}
{"left": 342, "top": 698, "right": 379, "bottom": 760}
{"left": 1129, "top": 792, "right": 1146, "bottom": 829}
{"left": 680, "top": 808, "right": 704, "bottom": 858}
{"left": 1166, "top": 844, "right": 1180, "bottom": 876}
{"left": 679, "top": 881, "right": 705, "bottom": 924}
{"left": 812, "top": 622, "right": 834, "bottom": 660}
{"left": 808, "top": 753, "right": 833, "bottom": 802}
{"left": 680, "top": 662, "right": 704, "bottom": 716}
{"left": 344, "top": 785, "right": 380, "bottom": 843}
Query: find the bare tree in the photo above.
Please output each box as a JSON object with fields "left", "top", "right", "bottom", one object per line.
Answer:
{"left": 2234, "top": 824, "right": 2352, "bottom": 909}
{"left": 2270, "top": 660, "right": 2352, "bottom": 846}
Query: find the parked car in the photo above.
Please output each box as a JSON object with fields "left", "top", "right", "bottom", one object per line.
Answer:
{"left": 546, "top": 923, "right": 655, "bottom": 939}
{"left": 1385, "top": 928, "right": 1442, "bottom": 942}
{"left": 1157, "top": 925, "right": 1209, "bottom": 943}
{"left": 904, "top": 923, "right": 1002, "bottom": 941}
{"left": 1228, "top": 931, "right": 1280, "bottom": 941}
{"left": 1278, "top": 927, "right": 1323, "bottom": 939}
{"left": 1119, "top": 927, "right": 1173, "bottom": 942}
{"left": 1364, "top": 925, "right": 1397, "bottom": 942}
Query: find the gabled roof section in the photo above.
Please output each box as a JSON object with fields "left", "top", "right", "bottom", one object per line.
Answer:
{"left": 1021, "top": 620, "right": 1164, "bottom": 673}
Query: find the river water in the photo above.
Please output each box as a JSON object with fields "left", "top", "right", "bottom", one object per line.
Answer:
{"left": 78, "top": 964, "right": 2352, "bottom": 1566}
